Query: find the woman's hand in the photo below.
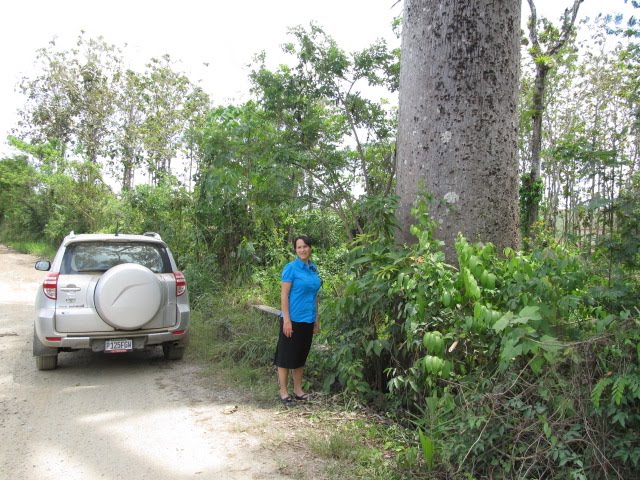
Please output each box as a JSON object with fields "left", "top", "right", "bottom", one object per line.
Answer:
{"left": 283, "top": 319, "right": 293, "bottom": 338}
{"left": 313, "top": 322, "right": 320, "bottom": 335}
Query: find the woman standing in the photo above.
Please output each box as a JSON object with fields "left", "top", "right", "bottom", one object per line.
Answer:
{"left": 275, "top": 235, "right": 321, "bottom": 405}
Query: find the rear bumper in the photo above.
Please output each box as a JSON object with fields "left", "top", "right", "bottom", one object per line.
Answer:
{"left": 34, "top": 305, "right": 190, "bottom": 353}
{"left": 78, "top": 329, "right": 189, "bottom": 351}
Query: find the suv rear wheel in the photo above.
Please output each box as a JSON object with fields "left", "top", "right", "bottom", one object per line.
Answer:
{"left": 162, "top": 343, "right": 186, "bottom": 360}
{"left": 36, "top": 354, "right": 58, "bottom": 370}
{"left": 33, "top": 329, "right": 59, "bottom": 370}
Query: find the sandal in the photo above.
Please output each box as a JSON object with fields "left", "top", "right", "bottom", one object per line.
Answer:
{"left": 280, "top": 395, "right": 294, "bottom": 406}
{"left": 294, "top": 393, "right": 310, "bottom": 401}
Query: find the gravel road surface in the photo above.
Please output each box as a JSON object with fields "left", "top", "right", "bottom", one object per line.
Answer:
{"left": 0, "top": 245, "right": 302, "bottom": 480}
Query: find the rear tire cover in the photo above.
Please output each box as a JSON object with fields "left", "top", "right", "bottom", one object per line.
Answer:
{"left": 94, "top": 263, "right": 163, "bottom": 330}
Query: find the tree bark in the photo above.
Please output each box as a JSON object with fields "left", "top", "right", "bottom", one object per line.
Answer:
{"left": 396, "top": 0, "right": 522, "bottom": 262}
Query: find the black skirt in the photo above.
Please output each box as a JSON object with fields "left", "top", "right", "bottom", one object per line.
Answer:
{"left": 273, "top": 319, "right": 315, "bottom": 369}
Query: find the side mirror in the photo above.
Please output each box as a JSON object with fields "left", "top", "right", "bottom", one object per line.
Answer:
{"left": 35, "top": 260, "right": 51, "bottom": 271}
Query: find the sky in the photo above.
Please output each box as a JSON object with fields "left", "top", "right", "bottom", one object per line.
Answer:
{"left": 0, "top": 0, "right": 634, "bottom": 158}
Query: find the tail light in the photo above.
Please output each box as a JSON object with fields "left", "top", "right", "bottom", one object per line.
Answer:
{"left": 43, "top": 273, "right": 59, "bottom": 300}
{"left": 174, "top": 271, "right": 186, "bottom": 296}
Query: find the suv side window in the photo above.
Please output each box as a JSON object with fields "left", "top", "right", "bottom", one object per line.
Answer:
{"left": 61, "top": 242, "right": 171, "bottom": 274}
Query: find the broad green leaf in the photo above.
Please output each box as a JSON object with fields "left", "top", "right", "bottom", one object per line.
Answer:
{"left": 323, "top": 373, "right": 336, "bottom": 393}
{"left": 500, "top": 339, "right": 523, "bottom": 363}
{"left": 418, "top": 429, "right": 435, "bottom": 470}
{"left": 518, "top": 306, "right": 542, "bottom": 321}
{"left": 539, "top": 335, "right": 561, "bottom": 353}
{"left": 493, "top": 312, "right": 513, "bottom": 332}
{"left": 529, "top": 356, "right": 544, "bottom": 374}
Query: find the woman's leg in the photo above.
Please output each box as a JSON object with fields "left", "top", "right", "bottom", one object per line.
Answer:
{"left": 278, "top": 367, "right": 290, "bottom": 398}
{"left": 292, "top": 367, "right": 304, "bottom": 397}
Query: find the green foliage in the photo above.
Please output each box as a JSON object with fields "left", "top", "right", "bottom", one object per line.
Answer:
{"left": 193, "top": 102, "right": 302, "bottom": 279}
{"left": 0, "top": 156, "right": 40, "bottom": 239}
{"left": 188, "top": 292, "right": 276, "bottom": 384}
{"left": 0, "top": 239, "right": 57, "bottom": 258}
{"left": 3, "top": 139, "right": 113, "bottom": 245}
{"left": 113, "top": 181, "right": 194, "bottom": 262}
{"left": 321, "top": 198, "right": 640, "bottom": 478}
{"left": 192, "top": 100, "right": 351, "bottom": 287}
{"left": 41, "top": 162, "right": 112, "bottom": 243}
{"left": 16, "top": 33, "right": 209, "bottom": 191}
{"left": 610, "top": 174, "right": 640, "bottom": 273}
{"left": 588, "top": 313, "right": 640, "bottom": 470}
{"left": 323, "top": 196, "right": 453, "bottom": 402}
{"left": 589, "top": 172, "right": 640, "bottom": 309}
{"left": 352, "top": 194, "right": 400, "bottom": 240}
{"left": 418, "top": 429, "right": 434, "bottom": 471}
{"left": 249, "top": 23, "right": 397, "bottom": 236}
{"left": 519, "top": 171, "right": 544, "bottom": 239}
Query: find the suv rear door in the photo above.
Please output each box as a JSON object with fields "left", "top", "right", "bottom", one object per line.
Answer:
{"left": 54, "top": 241, "right": 178, "bottom": 333}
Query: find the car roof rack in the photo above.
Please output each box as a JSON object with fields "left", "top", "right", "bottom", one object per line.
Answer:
{"left": 143, "top": 232, "right": 162, "bottom": 240}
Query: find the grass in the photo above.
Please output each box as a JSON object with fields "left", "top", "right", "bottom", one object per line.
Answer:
{"left": 1, "top": 239, "right": 57, "bottom": 258}
{"left": 187, "top": 290, "right": 425, "bottom": 479}
{"left": 187, "top": 292, "right": 280, "bottom": 404}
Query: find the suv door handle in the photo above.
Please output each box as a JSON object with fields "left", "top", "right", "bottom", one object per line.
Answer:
{"left": 60, "top": 287, "right": 81, "bottom": 292}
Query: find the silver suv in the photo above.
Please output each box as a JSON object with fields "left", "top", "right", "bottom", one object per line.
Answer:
{"left": 33, "top": 232, "right": 190, "bottom": 370}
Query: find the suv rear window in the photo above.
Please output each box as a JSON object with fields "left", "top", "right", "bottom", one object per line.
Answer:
{"left": 61, "top": 242, "right": 171, "bottom": 274}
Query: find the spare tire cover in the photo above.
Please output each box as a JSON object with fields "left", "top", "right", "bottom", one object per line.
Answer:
{"left": 94, "top": 263, "right": 163, "bottom": 330}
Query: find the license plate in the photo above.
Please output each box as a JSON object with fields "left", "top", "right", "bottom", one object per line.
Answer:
{"left": 105, "top": 339, "right": 133, "bottom": 353}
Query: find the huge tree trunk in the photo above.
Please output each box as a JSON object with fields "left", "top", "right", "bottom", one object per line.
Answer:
{"left": 396, "top": 0, "right": 522, "bottom": 262}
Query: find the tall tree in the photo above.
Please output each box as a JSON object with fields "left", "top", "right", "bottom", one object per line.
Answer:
{"left": 396, "top": 0, "right": 522, "bottom": 262}
{"left": 250, "top": 24, "right": 398, "bottom": 238}
{"left": 17, "top": 33, "right": 121, "bottom": 169}
{"left": 521, "top": 0, "right": 583, "bottom": 237}
{"left": 16, "top": 34, "right": 208, "bottom": 191}
{"left": 138, "top": 55, "right": 196, "bottom": 185}
{"left": 110, "top": 69, "right": 146, "bottom": 191}
{"left": 73, "top": 35, "right": 120, "bottom": 166}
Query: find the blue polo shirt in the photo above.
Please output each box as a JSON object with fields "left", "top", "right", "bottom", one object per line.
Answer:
{"left": 281, "top": 257, "right": 321, "bottom": 323}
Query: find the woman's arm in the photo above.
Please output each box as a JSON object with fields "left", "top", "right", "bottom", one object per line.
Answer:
{"left": 313, "top": 295, "right": 320, "bottom": 334}
{"left": 281, "top": 281, "right": 293, "bottom": 337}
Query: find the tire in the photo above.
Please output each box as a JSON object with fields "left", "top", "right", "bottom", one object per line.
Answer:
{"left": 162, "top": 343, "right": 186, "bottom": 361}
{"left": 36, "top": 355, "right": 58, "bottom": 370}
{"left": 94, "top": 263, "right": 163, "bottom": 330}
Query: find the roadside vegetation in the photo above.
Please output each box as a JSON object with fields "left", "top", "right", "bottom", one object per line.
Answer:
{"left": 2, "top": 6, "right": 640, "bottom": 479}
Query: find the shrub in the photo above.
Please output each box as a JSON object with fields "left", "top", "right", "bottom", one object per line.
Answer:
{"left": 321, "top": 202, "right": 639, "bottom": 478}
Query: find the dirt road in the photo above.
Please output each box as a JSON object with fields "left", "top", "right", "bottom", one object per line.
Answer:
{"left": 0, "top": 245, "right": 302, "bottom": 479}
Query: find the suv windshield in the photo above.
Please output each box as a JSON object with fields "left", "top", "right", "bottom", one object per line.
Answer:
{"left": 61, "top": 242, "right": 171, "bottom": 274}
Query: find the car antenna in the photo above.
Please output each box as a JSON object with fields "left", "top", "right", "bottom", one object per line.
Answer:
{"left": 115, "top": 222, "right": 120, "bottom": 236}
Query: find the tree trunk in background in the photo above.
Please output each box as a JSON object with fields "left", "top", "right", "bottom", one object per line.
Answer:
{"left": 522, "top": 0, "right": 583, "bottom": 238}
{"left": 524, "top": 61, "right": 549, "bottom": 237}
{"left": 396, "top": 0, "right": 522, "bottom": 262}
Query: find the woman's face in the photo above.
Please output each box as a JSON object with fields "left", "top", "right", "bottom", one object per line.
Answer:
{"left": 295, "top": 239, "right": 311, "bottom": 262}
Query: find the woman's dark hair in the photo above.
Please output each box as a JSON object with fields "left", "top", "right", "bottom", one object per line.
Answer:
{"left": 292, "top": 235, "right": 312, "bottom": 251}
